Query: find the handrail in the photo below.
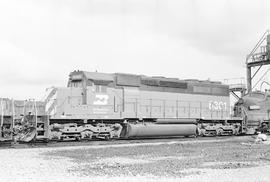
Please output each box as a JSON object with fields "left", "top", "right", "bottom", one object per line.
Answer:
{"left": 252, "top": 67, "right": 270, "bottom": 90}
{"left": 260, "top": 81, "right": 270, "bottom": 91}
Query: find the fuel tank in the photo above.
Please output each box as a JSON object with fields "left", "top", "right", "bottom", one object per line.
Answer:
{"left": 123, "top": 123, "right": 197, "bottom": 138}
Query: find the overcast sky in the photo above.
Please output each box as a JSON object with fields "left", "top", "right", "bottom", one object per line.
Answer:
{"left": 0, "top": 0, "right": 269, "bottom": 99}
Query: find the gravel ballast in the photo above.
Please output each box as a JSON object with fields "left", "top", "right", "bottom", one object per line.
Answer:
{"left": 0, "top": 136, "right": 270, "bottom": 182}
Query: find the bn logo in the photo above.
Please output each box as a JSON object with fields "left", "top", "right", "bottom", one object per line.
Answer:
{"left": 93, "top": 95, "right": 109, "bottom": 105}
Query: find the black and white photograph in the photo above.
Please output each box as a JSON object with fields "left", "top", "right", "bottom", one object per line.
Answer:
{"left": 0, "top": 0, "right": 270, "bottom": 181}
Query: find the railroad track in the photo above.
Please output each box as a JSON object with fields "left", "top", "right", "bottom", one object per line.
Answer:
{"left": 0, "top": 135, "right": 252, "bottom": 150}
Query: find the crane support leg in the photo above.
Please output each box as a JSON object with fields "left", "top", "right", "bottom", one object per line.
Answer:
{"left": 247, "top": 66, "right": 252, "bottom": 93}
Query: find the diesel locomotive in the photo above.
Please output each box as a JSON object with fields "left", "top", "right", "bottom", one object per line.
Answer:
{"left": 42, "top": 70, "right": 242, "bottom": 140}
{"left": 234, "top": 91, "right": 270, "bottom": 134}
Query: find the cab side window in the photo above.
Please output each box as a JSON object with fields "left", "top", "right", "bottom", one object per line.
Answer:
{"left": 71, "top": 81, "right": 82, "bottom": 88}
{"left": 87, "top": 80, "right": 93, "bottom": 86}
{"left": 95, "top": 85, "right": 107, "bottom": 93}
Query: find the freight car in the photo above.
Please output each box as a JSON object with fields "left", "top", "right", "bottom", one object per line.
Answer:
{"left": 0, "top": 99, "right": 48, "bottom": 143}
{"left": 42, "top": 71, "right": 242, "bottom": 140}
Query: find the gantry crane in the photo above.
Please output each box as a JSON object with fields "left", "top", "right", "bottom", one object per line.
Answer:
{"left": 246, "top": 30, "right": 270, "bottom": 93}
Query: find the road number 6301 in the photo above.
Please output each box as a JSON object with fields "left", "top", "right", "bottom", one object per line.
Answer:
{"left": 209, "top": 101, "right": 227, "bottom": 111}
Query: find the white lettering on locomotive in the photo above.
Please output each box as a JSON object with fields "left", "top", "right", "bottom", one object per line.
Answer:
{"left": 93, "top": 94, "right": 109, "bottom": 105}
{"left": 93, "top": 108, "right": 109, "bottom": 114}
{"left": 209, "top": 101, "right": 227, "bottom": 111}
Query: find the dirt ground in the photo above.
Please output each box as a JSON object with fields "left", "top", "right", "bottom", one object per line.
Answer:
{"left": 1, "top": 136, "right": 270, "bottom": 182}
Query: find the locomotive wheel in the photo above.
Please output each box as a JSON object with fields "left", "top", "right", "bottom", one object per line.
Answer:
{"left": 199, "top": 129, "right": 206, "bottom": 137}
{"left": 75, "top": 136, "right": 81, "bottom": 141}
{"left": 216, "top": 128, "right": 223, "bottom": 136}
{"left": 232, "top": 128, "right": 239, "bottom": 136}
{"left": 104, "top": 135, "right": 110, "bottom": 141}
{"left": 80, "top": 130, "right": 93, "bottom": 139}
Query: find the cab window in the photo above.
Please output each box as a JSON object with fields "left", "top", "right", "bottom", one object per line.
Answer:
{"left": 71, "top": 81, "right": 82, "bottom": 88}
{"left": 95, "top": 85, "right": 107, "bottom": 93}
{"left": 87, "top": 80, "right": 93, "bottom": 86}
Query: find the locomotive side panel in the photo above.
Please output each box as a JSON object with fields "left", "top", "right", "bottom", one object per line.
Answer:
{"left": 48, "top": 87, "right": 229, "bottom": 121}
{"left": 129, "top": 90, "right": 230, "bottom": 120}
{"left": 121, "top": 87, "right": 140, "bottom": 119}
{"left": 49, "top": 71, "right": 230, "bottom": 121}
{"left": 48, "top": 87, "right": 124, "bottom": 120}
